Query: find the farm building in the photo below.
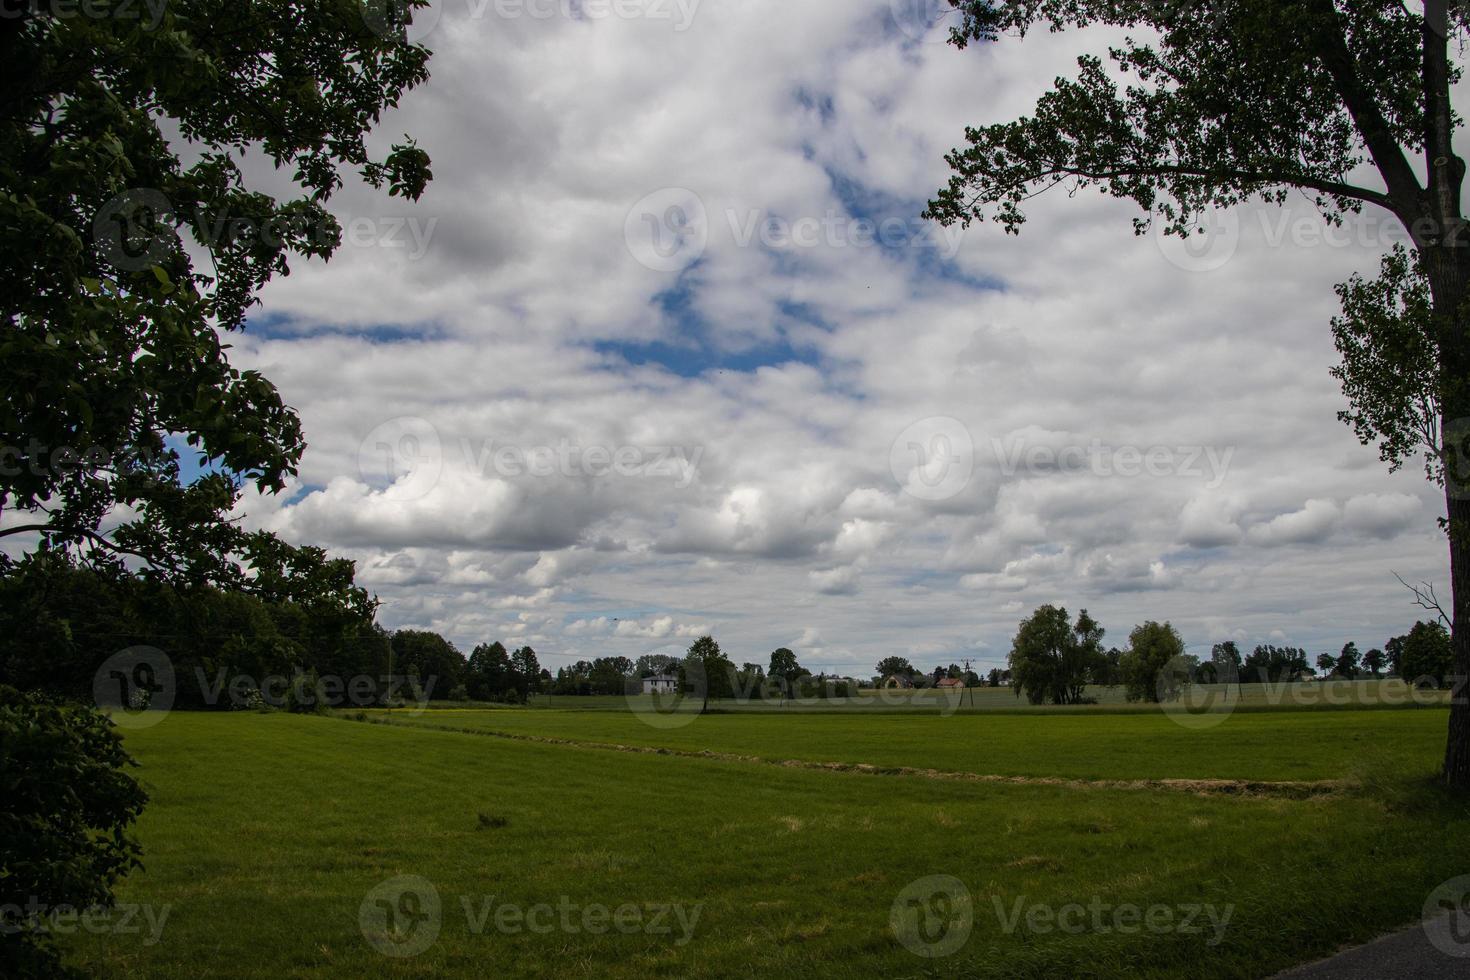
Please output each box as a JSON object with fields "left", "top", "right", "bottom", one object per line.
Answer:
{"left": 641, "top": 674, "right": 679, "bottom": 694}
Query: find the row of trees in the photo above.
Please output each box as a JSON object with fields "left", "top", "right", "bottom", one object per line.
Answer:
{"left": 1004, "top": 604, "right": 1458, "bottom": 707}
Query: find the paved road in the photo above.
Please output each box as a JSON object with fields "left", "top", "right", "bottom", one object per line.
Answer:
{"left": 1276, "top": 915, "right": 1468, "bottom": 979}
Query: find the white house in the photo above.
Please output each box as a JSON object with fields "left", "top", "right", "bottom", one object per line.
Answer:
{"left": 641, "top": 673, "right": 679, "bottom": 695}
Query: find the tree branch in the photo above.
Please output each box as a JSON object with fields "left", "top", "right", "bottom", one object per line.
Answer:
{"left": 1394, "top": 571, "right": 1452, "bottom": 626}
{"left": 1307, "top": 0, "right": 1425, "bottom": 224}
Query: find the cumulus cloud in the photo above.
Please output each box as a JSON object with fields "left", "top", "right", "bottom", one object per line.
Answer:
{"left": 1342, "top": 493, "right": 1421, "bottom": 539}
{"left": 197, "top": 0, "right": 1454, "bottom": 673}
{"left": 1247, "top": 499, "right": 1343, "bottom": 547}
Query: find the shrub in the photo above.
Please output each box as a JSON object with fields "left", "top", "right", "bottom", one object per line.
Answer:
{"left": 0, "top": 686, "right": 148, "bottom": 977}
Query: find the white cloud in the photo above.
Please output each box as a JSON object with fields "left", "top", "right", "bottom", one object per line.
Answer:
{"left": 1247, "top": 499, "right": 1343, "bottom": 547}
{"left": 205, "top": 0, "right": 1452, "bottom": 673}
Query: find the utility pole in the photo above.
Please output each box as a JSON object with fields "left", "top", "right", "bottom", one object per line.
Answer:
{"left": 962, "top": 658, "right": 975, "bottom": 709}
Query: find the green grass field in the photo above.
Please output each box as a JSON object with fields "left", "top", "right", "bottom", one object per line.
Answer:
{"left": 357, "top": 701, "right": 1450, "bottom": 783}
{"left": 61, "top": 704, "right": 1470, "bottom": 978}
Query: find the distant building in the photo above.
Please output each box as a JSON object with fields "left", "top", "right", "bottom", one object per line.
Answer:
{"left": 883, "top": 674, "right": 914, "bottom": 689}
{"left": 935, "top": 678, "right": 965, "bottom": 689}
{"left": 641, "top": 674, "right": 679, "bottom": 694}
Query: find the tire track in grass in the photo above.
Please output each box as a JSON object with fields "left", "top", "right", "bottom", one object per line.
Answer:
{"left": 340, "top": 713, "right": 1348, "bottom": 800}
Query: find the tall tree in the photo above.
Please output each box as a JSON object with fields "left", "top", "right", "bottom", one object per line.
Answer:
{"left": 928, "top": 1, "right": 1470, "bottom": 786}
{"left": 1336, "top": 642, "right": 1362, "bottom": 678}
{"left": 875, "top": 655, "right": 917, "bottom": 680}
{"left": 512, "top": 646, "right": 541, "bottom": 701}
{"left": 1363, "top": 647, "right": 1387, "bottom": 677}
{"left": 1120, "top": 621, "right": 1188, "bottom": 703}
{"left": 1, "top": 0, "right": 432, "bottom": 582}
{"left": 466, "top": 641, "right": 512, "bottom": 701}
{"left": 768, "top": 648, "right": 805, "bottom": 684}
{"left": 1008, "top": 605, "right": 1106, "bottom": 705}
{"left": 1400, "top": 620, "right": 1455, "bottom": 686}
{"left": 683, "top": 636, "right": 733, "bottom": 713}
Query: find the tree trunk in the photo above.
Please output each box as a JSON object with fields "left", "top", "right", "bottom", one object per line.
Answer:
{"left": 1427, "top": 243, "right": 1470, "bottom": 789}
{"left": 1446, "top": 480, "right": 1470, "bottom": 788}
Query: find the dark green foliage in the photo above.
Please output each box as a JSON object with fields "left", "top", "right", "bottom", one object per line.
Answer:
{"left": 768, "top": 648, "right": 805, "bottom": 683}
{"left": 875, "top": 656, "right": 916, "bottom": 680}
{"left": 1331, "top": 246, "right": 1442, "bottom": 478}
{"left": 466, "top": 641, "right": 513, "bottom": 700}
{"left": 0, "top": 686, "right": 147, "bottom": 978}
{"left": 0, "top": 552, "right": 389, "bottom": 709}
{"left": 389, "top": 631, "right": 466, "bottom": 701}
{"left": 0, "top": 0, "right": 433, "bottom": 583}
{"left": 1242, "top": 645, "right": 1311, "bottom": 684}
{"left": 1363, "top": 648, "right": 1387, "bottom": 677}
{"left": 1398, "top": 620, "right": 1455, "bottom": 686}
{"left": 1007, "top": 605, "right": 1106, "bottom": 705}
{"left": 1119, "top": 621, "right": 1187, "bottom": 703}
{"left": 681, "top": 636, "right": 735, "bottom": 709}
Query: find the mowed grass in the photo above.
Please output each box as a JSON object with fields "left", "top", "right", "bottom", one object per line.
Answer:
{"left": 358, "top": 703, "right": 1452, "bottom": 783}
{"left": 501, "top": 678, "right": 1451, "bottom": 714}
{"left": 62, "top": 712, "right": 1470, "bottom": 978}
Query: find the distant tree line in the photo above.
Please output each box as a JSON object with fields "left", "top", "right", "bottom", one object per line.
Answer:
{"left": 997, "top": 604, "right": 1457, "bottom": 707}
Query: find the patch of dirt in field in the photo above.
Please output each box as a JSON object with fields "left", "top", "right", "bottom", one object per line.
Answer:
{"left": 1006, "top": 854, "right": 1066, "bottom": 873}
{"left": 352, "top": 715, "right": 1349, "bottom": 800}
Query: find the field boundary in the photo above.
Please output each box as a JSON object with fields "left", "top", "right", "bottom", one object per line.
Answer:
{"left": 343, "top": 712, "right": 1350, "bottom": 800}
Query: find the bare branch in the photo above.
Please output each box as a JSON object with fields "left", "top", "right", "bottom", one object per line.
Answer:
{"left": 1394, "top": 571, "right": 1452, "bottom": 626}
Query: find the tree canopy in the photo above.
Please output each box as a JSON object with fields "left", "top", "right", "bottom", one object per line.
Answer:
{"left": 1, "top": 0, "right": 433, "bottom": 585}
{"left": 1008, "top": 604, "right": 1106, "bottom": 705}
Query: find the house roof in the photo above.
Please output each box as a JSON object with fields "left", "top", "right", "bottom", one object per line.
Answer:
{"left": 936, "top": 678, "right": 965, "bottom": 687}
